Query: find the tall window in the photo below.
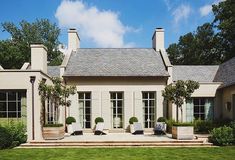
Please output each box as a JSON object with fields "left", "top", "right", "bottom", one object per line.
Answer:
{"left": 45, "top": 99, "right": 59, "bottom": 124}
{"left": 110, "top": 92, "right": 123, "bottom": 128}
{"left": 186, "top": 97, "right": 214, "bottom": 122}
{"left": 78, "top": 92, "right": 91, "bottom": 128}
{"left": 0, "top": 90, "right": 26, "bottom": 120}
{"left": 142, "top": 92, "right": 156, "bottom": 128}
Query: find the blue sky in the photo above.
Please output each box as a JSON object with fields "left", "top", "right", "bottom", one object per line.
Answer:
{"left": 0, "top": 0, "right": 220, "bottom": 48}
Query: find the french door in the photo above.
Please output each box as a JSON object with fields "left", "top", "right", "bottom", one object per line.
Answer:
{"left": 142, "top": 92, "right": 156, "bottom": 128}
{"left": 78, "top": 92, "right": 91, "bottom": 128}
{"left": 110, "top": 92, "right": 123, "bottom": 128}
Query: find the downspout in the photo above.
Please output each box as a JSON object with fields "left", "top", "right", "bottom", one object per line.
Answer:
{"left": 30, "top": 76, "right": 36, "bottom": 140}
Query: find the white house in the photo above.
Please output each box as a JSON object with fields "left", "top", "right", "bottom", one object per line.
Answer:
{"left": 0, "top": 28, "right": 234, "bottom": 141}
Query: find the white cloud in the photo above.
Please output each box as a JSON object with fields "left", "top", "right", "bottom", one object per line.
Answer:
{"left": 55, "top": 0, "right": 136, "bottom": 48}
{"left": 172, "top": 4, "right": 192, "bottom": 25}
{"left": 199, "top": 5, "right": 212, "bottom": 17}
{"left": 199, "top": 0, "right": 225, "bottom": 17}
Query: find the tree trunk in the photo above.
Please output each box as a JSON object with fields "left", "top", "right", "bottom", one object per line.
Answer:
{"left": 180, "top": 107, "right": 183, "bottom": 122}
{"left": 176, "top": 105, "right": 179, "bottom": 122}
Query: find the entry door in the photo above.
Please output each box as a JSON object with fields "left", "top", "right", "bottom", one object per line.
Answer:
{"left": 110, "top": 92, "right": 123, "bottom": 128}
{"left": 233, "top": 94, "right": 235, "bottom": 120}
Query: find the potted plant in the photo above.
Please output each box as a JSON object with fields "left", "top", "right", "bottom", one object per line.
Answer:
{"left": 95, "top": 117, "right": 104, "bottom": 125}
{"left": 42, "top": 124, "right": 64, "bottom": 140}
{"left": 154, "top": 117, "right": 167, "bottom": 135}
{"left": 38, "top": 77, "right": 76, "bottom": 140}
{"left": 129, "top": 117, "right": 138, "bottom": 133}
{"left": 172, "top": 122, "right": 194, "bottom": 140}
{"left": 66, "top": 116, "right": 76, "bottom": 134}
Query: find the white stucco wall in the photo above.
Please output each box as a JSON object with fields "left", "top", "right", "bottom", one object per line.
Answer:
{"left": 65, "top": 77, "right": 167, "bottom": 131}
{"left": 221, "top": 85, "right": 235, "bottom": 120}
{"left": 0, "top": 71, "right": 53, "bottom": 141}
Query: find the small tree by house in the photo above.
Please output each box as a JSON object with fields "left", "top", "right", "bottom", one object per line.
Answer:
{"left": 162, "top": 80, "right": 199, "bottom": 122}
{"left": 38, "top": 77, "right": 76, "bottom": 126}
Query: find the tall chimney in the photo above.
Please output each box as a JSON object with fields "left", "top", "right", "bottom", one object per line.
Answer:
{"left": 152, "top": 28, "right": 165, "bottom": 51}
{"left": 31, "top": 44, "right": 47, "bottom": 73}
{"left": 68, "top": 28, "right": 80, "bottom": 51}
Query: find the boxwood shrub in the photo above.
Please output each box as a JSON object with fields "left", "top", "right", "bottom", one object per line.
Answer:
{"left": 129, "top": 117, "right": 138, "bottom": 124}
{"left": 0, "top": 126, "right": 13, "bottom": 149}
{"left": 66, "top": 117, "right": 76, "bottom": 125}
{"left": 95, "top": 117, "right": 104, "bottom": 124}
{"left": 209, "top": 126, "right": 233, "bottom": 146}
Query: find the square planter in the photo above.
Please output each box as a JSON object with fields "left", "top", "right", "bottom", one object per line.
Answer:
{"left": 172, "top": 126, "right": 194, "bottom": 140}
{"left": 42, "top": 126, "right": 65, "bottom": 140}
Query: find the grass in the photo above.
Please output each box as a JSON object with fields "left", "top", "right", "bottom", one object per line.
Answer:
{"left": 0, "top": 147, "right": 235, "bottom": 160}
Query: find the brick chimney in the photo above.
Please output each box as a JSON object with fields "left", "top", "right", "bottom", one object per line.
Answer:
{"left": 30, "top": 44, "right": 47, "bottom": 73}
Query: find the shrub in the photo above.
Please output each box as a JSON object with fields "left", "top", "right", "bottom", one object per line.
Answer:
{"left": 4, "top": 121, "right": 27, "bottom": 147}
{"left": 0, "top": 127, "right": 13, "bottom": 149}
{"left": 43, "top": 123, "right": 63, "bottom": 127}
{"left": 66, "top": 117, "right": 76, "bottom": 125}
{"left": 129, "top": 117, "right": 138, "bottom": 124}
{"left": 157, "top": 117, "right": 167, "bottom": 122}
{"left": 95, "top": 117, "right": 104, "bottom": 124}
{"left": 194, "top": 119, "right": 213, "bottom": 133}
{"left": 230, "top": 121, "right": 235, "bottom": 143}
{"left": 209, "top": 126, "right": 233, "bottom": 146}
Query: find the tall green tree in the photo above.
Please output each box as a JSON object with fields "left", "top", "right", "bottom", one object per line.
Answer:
{"left": 162, "top": 80, "right": 199, "bottom": 122}
{"left": 212, "top": 0, "right": 235, "bottom": 61}
{"left": 0, "top": 19, "right": 63, "bottom": 69}
{"left": 167, "top": 0, "right": 235, "bottom": 65}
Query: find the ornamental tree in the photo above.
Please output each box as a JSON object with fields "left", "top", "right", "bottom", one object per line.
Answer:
{"left": 162, "top": 80, "right": 199, "bottom": 122}
{"left": 38, "top": 77, "right": 76, "bottom": 125}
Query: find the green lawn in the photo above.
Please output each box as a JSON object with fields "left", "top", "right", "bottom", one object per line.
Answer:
{"left": 0, "top": 147, "right": 235, "bottom": 160}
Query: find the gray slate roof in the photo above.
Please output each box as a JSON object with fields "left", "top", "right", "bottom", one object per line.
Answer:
{"left": 47, "top": 66, "right": 60, "bottom": 77}
{"left": 173, "top": 65, "right": 219, "bottom": 82}
{"left": 214, "top": 57, "right": 235, "bottom": 88}
{"left": 64, "top": 48, "right": 169, "bottom": 77}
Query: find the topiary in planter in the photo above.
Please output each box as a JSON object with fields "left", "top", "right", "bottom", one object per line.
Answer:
{"left": 66, "top": 117, "right": 76, "bottom": 125}
{"left": 157, "top": 117, "right": 167, "bottom": 122}
{"left": 129, "top": 117, "right": 138, "bottom": 124}
{"left": 95, "top": 117, "right": 104, "bottom": 124}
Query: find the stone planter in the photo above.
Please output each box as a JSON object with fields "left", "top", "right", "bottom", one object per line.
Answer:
{"left": 172, "top": 126, "right": 194, "bottom": 140}
{"left": 67, "top": 124, "right": 73, "bottom": 134}
{"left": 130, "top": 124, "right": 135, "bottom": 133}
{"left": 42, "top": 126, "right": 65, "bottom": 140}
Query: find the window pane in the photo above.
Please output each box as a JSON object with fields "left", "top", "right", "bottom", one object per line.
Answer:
{"left": 78, "top": 93, "right": 84, "bottom": 99}
{"left": 0, "top": 102, "right": 6, "bottom": 111}
{"left": 117, "top": 93, "right": 123, "bottom": 99}
{"left": 149, "top": 100, "right": 155, "bottom": 106}
{"left": 85, "top": 108, "right": 90, "bottom": 114}
{"left": 8, "top": 102, "right": 17, "bottom": 111}
{"left": 85, "top": 101, "right": 90, "bottom": 107}
{"left": 149, "top": 93, "right": 155, "bottom": 99}
{"left": 8, "top": 112, "right": 17, "bottom": 118}
{"left": 193, "top": 98, "right": 199, "bottom": 105}
{"left": 200, "top": 98, "right": 205, "bottom": 105}
{"left": 0, "top": 112, "right": 7, "bottom": 118}
{"left": 85, "top": 93, "right": 91, "bottom": 99}
{"left": 200, "top": 106, "right": 205, "bottom": 113}
{"left": 110, "top": 93, "right": 116, "bottom": 99}
{"left": 0, "top": 91, "right": 6, "bottom": 101}
{"left": 8, "top": 92, "right": 16, "bottom": 101}
{"left": 194, "top": 106, "right": 199, "bottom": 113}
{"left": 117, "top": 100, "right": 122, "bottom": 107}
{"left": 142, "top": 92, "right": 148, "bottom": 99}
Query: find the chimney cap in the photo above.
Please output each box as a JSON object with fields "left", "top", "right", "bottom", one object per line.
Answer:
{"left": 30, "top": 44, "right": 48, "bottom": 51}
{"left": 68, "top": 28, "right": 80, "bottom": 40}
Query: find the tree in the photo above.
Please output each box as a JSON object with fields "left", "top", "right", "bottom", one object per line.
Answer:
{"left": 167, "top": 23, "right": 221, "bottom": 65}
{"left": 0, "top": 19, "right": 64, "bottom": 69}
{"left": 212, "top": 0, "right": 235, "bottom": 61}
{"left": 38, "top": 78, "right": 76, "bottom": 125}
{"left": 167, "top": 0, "right": 235, "bottom": 65}
{"left": 162, "top": 80, "right": 199, "bottom": 122}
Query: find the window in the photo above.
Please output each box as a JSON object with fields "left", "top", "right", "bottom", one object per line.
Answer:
{"left": 110, "top": 92, "right": 123, "bottom": 128}
{"left": 142, "top": 92, "right": 156, "bottom": 128}
{"left": 78, "top": 92, "right": 91, "bottom": 128}
{"left": 0, "top": 90, "right": 26, "bottom": 119}
{"left": 45, "top": 99, "right": 59, "bottom": 124}
{"left": 186, "top": 97, "right": 214, "bottom": 122}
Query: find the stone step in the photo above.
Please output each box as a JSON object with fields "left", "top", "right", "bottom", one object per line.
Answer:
{"left": 20, "top": 143, "right": 212, "bottom": 148}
